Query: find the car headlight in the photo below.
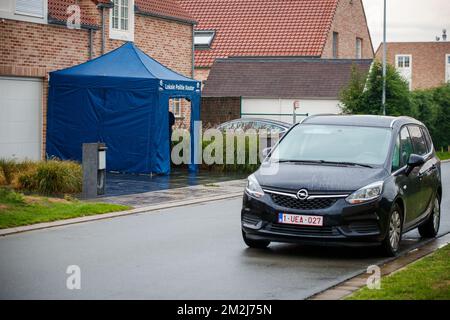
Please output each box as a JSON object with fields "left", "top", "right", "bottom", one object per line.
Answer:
{"left": 246, "top": 174, "right": 264, "bottom": 198}
{"left": 346, "top": 181, "right": 384, "bottom": 204}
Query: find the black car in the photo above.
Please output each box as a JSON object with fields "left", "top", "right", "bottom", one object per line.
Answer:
{"left": 242, "top": 115, "right": 442, "bottom": 256}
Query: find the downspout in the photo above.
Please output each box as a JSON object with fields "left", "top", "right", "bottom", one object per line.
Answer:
{"left": 97, "top": 2, "right": 114, "bottom": 55}
{"left": 191, "top": 24, "right": 195, "bottom": 78}
{"left": 88, "top": 28, "right": 94, "bottom": 59}
{"left": 101, "top": 6, "right": 105, "bottom": 54}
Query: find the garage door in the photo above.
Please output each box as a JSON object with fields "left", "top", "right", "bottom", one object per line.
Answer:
{"left": 0, "top": 77, "right": 42, "bottom": 160}
{"left": 241, "top": 98, "right": 341, "bottom": 123}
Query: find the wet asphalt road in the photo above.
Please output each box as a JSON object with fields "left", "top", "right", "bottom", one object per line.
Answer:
{"left": 0, "top": 163, "right": 449, "bottom": 300}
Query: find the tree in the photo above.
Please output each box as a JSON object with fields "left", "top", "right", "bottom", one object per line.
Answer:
{"left": 431, "top": 84, "right": 450, "bottom": 150}
{"left": 339, "top": 65, "right": 367, "bottom": 114}
{"left": 340, "top": 61, "right": 412, "bottom": 116}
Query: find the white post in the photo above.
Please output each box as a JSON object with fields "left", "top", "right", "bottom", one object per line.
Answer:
{"left": 382, "top": 0, "right": 387, "bottom": 116}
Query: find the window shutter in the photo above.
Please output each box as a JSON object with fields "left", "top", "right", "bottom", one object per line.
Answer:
{"left": 15, "top": 0, "right": 44, "bottom": 17}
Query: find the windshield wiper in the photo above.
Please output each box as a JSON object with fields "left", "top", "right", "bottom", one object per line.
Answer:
{"left": 273, "top": 159, "right": 373, "bottom": 168}
{"left": 317, "top": 160, "right": 373, "bottom": 168}
{"left": 275, "top": 159, "right": 323, "bottom": 164}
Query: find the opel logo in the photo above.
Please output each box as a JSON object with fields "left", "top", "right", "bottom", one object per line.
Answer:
{"left": 297, "top": 189, "right": 309, "bottom": 200}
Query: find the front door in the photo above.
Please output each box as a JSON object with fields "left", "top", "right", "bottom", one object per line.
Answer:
{"left": 407, "top": 125, "right": 435, "bottom": 221}
{"left": 396, "top": 126, "right": 420, "bottom": 225}
{"left": 395, "top": 54, "right": 412, "bottom": 90}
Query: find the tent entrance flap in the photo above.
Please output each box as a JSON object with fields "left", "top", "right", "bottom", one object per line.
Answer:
{"left": 46, "top": 42, "right": 201, "bottom": 175}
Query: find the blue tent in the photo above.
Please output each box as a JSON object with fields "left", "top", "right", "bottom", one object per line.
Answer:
{"left": 46, "top": 42, "right": 201, "bottom": 174}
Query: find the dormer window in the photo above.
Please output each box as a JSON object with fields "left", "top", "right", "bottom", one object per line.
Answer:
{"left": 110, "top": 0, "right": 134, "bottom": 41}
{"left": 194, "top": 30, "right": 215, "bottom": 49}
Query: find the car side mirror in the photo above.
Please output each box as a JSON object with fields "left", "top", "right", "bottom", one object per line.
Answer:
{"left": 262, "top": 147, "right": 272, "bottom": 158}
{"left": 405, "top": 154, "right": 425, "bottom": 175}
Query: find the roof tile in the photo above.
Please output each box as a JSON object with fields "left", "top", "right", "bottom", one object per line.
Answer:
{"left": 179, "top": 0, "right": 339, "bottom": 67}
{"left": 202, "top": 58, "right": 373, "bottom": 98}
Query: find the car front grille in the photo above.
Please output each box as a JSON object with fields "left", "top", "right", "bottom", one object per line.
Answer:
{"left": 270, "top": 194, "right": 337, "bottom": 210}
{"left": 265, "top": 223, "right": 340, "bottom": 237}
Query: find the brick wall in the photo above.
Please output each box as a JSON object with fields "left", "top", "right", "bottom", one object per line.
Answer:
{"left": 375, "top": 42, "right": 450, "bottom": 90}
{"left": 201, "top": 97, "right": 241, "bottom": 127}
{"left": 194, "top": 67, "right": 210, "bottom": 83}
{"left": 0, "top": 4, "right": 194, "bottom": 158}
{"left": 322, "top": 0, "right": 373, "bottom": 59}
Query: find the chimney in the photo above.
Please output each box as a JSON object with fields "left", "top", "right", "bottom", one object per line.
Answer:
{"left": 443, "top": 29, "right": 447, "bottom": 41}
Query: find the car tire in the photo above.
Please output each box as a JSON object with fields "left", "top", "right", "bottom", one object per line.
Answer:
{"left": 242, "top": 230, "right": 270, "bottom": 249}
{"left": 418, "top": 195, "right": 440, "bottom": 238}
{"left": 381, "top": 203, "right": 403, "bottom": 257}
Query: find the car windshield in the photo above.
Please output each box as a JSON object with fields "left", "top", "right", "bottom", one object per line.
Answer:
{"left": 271, "top": 124, "right": 392, "bottom": 166}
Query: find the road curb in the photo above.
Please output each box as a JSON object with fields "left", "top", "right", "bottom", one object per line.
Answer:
{"left": 442, "top": 159, "right": 450, "bottom": 163}
{"left": 0, "top": 192, "right": 243, "bottom": 237}
{"left": 308, "top": 232, "right": 450, "bottom": 300}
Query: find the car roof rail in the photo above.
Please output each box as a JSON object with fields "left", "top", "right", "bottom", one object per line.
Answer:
{"left": 299, "top": 113, "right": 338, "bottom": 124}
{"left": 390, "top": 116, "right": 421, "bottom": 128}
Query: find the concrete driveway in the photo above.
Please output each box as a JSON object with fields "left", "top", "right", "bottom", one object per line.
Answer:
{"left": 0, "top": 163, "right": 448, "bottom": 299}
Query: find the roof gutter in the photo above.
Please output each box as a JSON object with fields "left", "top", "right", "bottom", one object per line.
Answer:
{"left": 135, "top": 9, "right": 197, "bottom": 26}
{"left": 47, "top": 17, "right": 99, "bottom": 30}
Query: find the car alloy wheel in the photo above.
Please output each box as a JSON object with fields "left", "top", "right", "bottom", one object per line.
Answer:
{"left": 389, "top": 210, "right": 401, "bottom": 251}
{"left": 433, "top": 197, "right": 440, "bottom": 233}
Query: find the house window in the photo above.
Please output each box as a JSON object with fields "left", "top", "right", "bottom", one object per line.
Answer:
{"left": 396, "top": 55, "right": 410, "bottom": 68}
{"left": 395, "top": 54, "right": 412, "bottom": 90}
{"left": 171, "top": 98, "right": 182, "bottom": 118}
{"left": 356, "top": 38, "right": 362, "bottom": 59}
{"left": 194, "top": 31, "right": 215, "bottom": 49}
{"left": 332, "top": 32, "right": 339, "bottom": 58}
{"left": 15, "top": 0, "right": 44, "bottom": 18}
{"left": 110, "top": 0, "right": 134, "bottom": 41}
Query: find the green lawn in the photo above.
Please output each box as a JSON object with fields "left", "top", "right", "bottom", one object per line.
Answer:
{"left": 437, "top": 152, "right": 450, "bottom": 161}
{"left": 347, "top": 244, "right": 450, "bottom": 300}
{"left": 0, "top": 188, "right": 130, "bottom": 229}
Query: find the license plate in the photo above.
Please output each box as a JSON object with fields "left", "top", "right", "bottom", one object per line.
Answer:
{"left": 278, "top": 213, "right": 323, "bottom": 226}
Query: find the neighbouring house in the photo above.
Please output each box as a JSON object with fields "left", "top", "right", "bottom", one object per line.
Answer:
{"left": 201, "top": 58, "right": 372, "bottom": 125}
{"left": 178, "top": 0, "right": 374, "bottom": 124}
{"left": 0, "top": 0, "right": 196, "bottom": 161}
{"left": 375, "top": 42, "right": 450, "bottom": 90}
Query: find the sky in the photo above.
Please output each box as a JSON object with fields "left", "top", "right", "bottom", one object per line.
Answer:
{"left": 362, "top": 0, "right": 450, "bottom": 50}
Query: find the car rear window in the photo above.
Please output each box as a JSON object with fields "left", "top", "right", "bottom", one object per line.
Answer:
{"left": 421, "top": 127, "right": 433, "bottom": 152}
{"left": 408, "top": 126, "right": 428, "bottom": 156}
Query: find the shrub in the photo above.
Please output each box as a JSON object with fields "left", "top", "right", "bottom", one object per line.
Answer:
{"left": 16, "top": 160, "right": 82, "bottom": 195}
{"left": 0, "top": 158, "right": 18, "bottom": 185}
{"left": 172, "top": 132, "right": 263, "bottom": 174}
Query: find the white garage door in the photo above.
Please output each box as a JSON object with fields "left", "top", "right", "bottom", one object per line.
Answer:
{"left": 241, "top": 98, "right": 341, "bottom": 124}
{"left": 0, "top": 77, "right": 42, "bottom": 160}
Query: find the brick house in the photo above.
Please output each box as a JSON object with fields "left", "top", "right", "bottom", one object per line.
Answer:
{"left": 375, "top": 42, "right": 450, "bottom": 90}
{"left": 0, "top": 0, "right": 196, "bottom": 160}
{"left": 178, "top": 0, "right": 374, "bottom": 125}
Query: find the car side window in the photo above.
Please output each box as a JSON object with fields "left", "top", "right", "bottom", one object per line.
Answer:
{"left": 408, "top": 125, "right": 428, "bottom": 156}
{"left": 399, "top": 127, "right": 414, "bottom": 167}
{"left": 421, "top": 127, "right": 433, "bottom": 153}
{"left": 392, "top": 136, "right": 401, "bottom": 171}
